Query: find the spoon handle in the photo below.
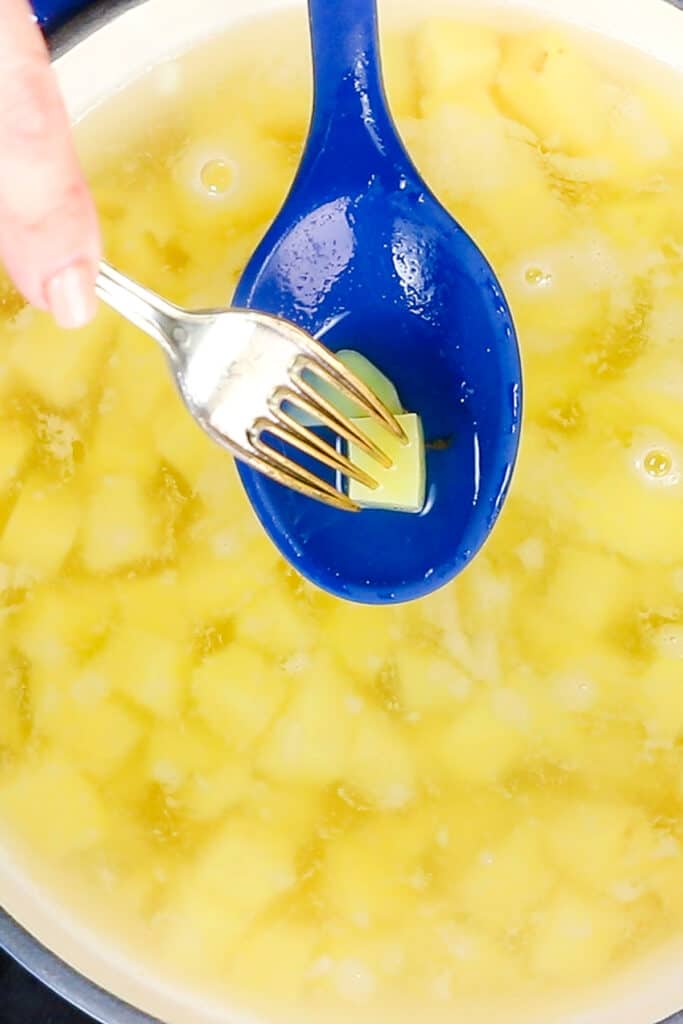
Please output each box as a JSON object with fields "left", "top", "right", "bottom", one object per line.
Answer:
{"left": 307, "top": 0, "right": 393, "bottom": 146}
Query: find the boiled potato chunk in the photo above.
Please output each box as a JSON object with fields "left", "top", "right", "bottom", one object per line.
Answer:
{"left": 259, "top": 655, "right": 353, "bottom": 785}
{"left": 0, "top": 423, "right": 32, "bottom": 492}
{"left": 192, "top": 644, "right": 287, "bottom": 748}
{"left": 0, "top": 757, "right": 107, "bottom": 858}
{"left": 103, "top": 627, "right": 190, "bottom": 717}
{"left": 5, "top": 308, "right": 114, "bottom": 409}
{"left": 81, "top": 475, "right": 162, "bottom": 572}
{"left": 166, "top": 818, "right": 297, "bottom": 963}
{"left": 530, "top": 892, "right": 628, "bottom": 979}
{"left": 348, "top": 414, "right": 425, "bottom": 512}
{"left": 415, "top": 18, "right": 501, "bottom": 115}
{"left": 0, "top": 10, "right": 682, "bottom": 1015}
{"left": 0, "top": 475, "right": 80, "bottom": 577}
{"left": 497, "top": 30, "right": 614, "bottom": 154}
{"left": 32, "top": 665, "right": 143, "bottom": 780}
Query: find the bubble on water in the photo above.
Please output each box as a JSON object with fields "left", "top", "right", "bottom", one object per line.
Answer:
{"left": 644, "top": 449, "right": 673, "bottom": 478}
{"left": 334, "top": 959, "right": 376, "bottom": 1002}
{"left": 200, "top": 158, "right": 236, "bottom": 197}
{"left": 524, "top": 266, "right": 552, "bottom": 288}
{"left": 631, "top": 432, "right": 681, "bottom": 489}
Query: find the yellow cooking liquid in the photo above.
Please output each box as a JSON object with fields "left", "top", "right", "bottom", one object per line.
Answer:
{"left": 2, "top": 9, "right": 683, "bottom": 1023}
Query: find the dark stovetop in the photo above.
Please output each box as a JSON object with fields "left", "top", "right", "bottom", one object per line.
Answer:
{"left": 0, "top": 949, "right": 92, "bottom": 1023}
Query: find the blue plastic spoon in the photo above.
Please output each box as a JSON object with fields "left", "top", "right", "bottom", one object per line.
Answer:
{"left": 234, "top": 0, "right": 522, "bottom": 604}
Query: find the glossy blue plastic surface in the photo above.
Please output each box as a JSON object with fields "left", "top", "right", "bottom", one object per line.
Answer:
{"left": 235, "top": 0, "right": 522, "bottom": 604}
{"left": 33, "top": 0, "right": 84, "bottom": 29}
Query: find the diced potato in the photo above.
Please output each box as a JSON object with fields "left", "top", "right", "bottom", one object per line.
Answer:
{"left": 192, "top": 643, "right": 287, "bottom": 748}
{"left": 0, "top": 423, "right": 32, "bottom": 491}
{"left": 32, "top": 662, "right": 144, "bottom": 779}
{"left": 113, "top": 572, "right": 189, "bottom": 638}
{"left": 455, "top": 824, "right": 556, "bottom": 930}
{"left": 165, "top": 818, "right": 297, "bottom": 963}
{"left": 235, "top": 581, "right": 318, "bottom": 660}
{"left": 348, "top": 413, "right": 425, "bottom": 513}
{"left": 5, "top": 307, "right": 115, "bottom": 409}
{"left": 322, "top": 813, "right": 431, "bottom": 927}
{"left": 436, "top": 699, "right": 526, "bottom": 784}
{"left": 293, "top": 350, "right": 403, "bottom": 427}
{"left": 543, "top": 800, "right": 661, "bottom": 895}
{"left": 221, "top": 16, "right": 311, "bottom": 142}
{"left": 228, "top": 918, "right": 319, "bottom": 1001}
{"left": 81, "top": 475, "right": 162, "bottom": 573}
{"left": 637, "top": 659, "right": 683, "bottom": 741}
{"left": 103, "top": 328, "right": 173, "bottom": 426}
{"left": 501, "top": 230, "right": 625, "bottom": 337}
{"left": 395, "top": 644, "right": 471, "bottom": 714}
{"left": 86, "top": 399, "right": 160, "bottom": 483}
{"left": 544, "top": 547, "right": 635, "bottom": 638}
{"left": 346, "top": 709, "right": 416, "bottom": 809}
{"left": 183, "top": 760, "right": 253, "bottom": 822}
{"left": 324, "top": 600, "right": 395, "bottom": 676}
{"left": 408, "top": 104, "right": 570, "bottom": 258}
{"left": 497, "top": 29, "right": 615, "bottom": 154}
{"left": 0, "top": 757, "right": 107, "bottom": 857}
{"left": 258, "top": 654, "right": 353, "bottom": 785}
{"left": 530, "top": 892, "right": 628, "bottom": 979}
{"left": 103, "top": 626, "right": 190, "bottom": 717}
{"left": 152, "top": 396, "right": 216, "bottom": 492}
{"left": 0, "top": 649, "right": 26, "bottom": 755}
{"left": 416, "top": 18, "right": 501, "bottom": 116}
{"left": 383, "top": 29, "right": 419, "bottom": 119}
{"left": 16, "top": 581, "right": 115, "bottom": 669}
{"left": 0, "top": 475, "right": 80, "bottom": 578}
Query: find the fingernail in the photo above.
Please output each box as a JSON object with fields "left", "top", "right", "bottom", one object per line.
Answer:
{"left": 46, "top": 261, "right": 96, "bottom": 329}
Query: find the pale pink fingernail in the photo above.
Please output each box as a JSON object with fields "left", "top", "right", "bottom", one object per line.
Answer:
{"left": 46, "top": 261, "right": 96, "bottom": 329}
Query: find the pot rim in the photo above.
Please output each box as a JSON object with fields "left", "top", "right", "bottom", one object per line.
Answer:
{"left": 1, "top": 1, "right": 683, "bottom": 1023}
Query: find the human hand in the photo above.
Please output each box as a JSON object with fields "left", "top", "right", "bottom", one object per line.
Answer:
{"left": 0, "top": 0, "right": 101, "bottom": 327}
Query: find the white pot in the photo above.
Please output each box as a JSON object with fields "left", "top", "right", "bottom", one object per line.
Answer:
{"left": 2, "top": 2, "right": 683, "bottom": 1022}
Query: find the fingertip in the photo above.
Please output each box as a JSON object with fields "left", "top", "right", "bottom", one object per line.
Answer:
{"left": 45, "top": 258, "right": 97, "bottom": 329}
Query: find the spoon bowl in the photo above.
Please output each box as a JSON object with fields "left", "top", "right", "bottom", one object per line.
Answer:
{"left": 234, "top": 0, "right": 522, "bottom": 603}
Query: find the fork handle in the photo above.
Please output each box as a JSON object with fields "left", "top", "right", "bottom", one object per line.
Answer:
{"left": 95, "top": 260, "right": 180, "bottom": 359}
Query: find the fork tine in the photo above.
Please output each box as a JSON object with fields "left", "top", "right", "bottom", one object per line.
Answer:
{"left": 293, "top": 352, "right": 408, "bottom": 443}
{"left": 276, "top": 384, "right": 393, "bottom": 470}
{"left": 248, "top": 425, "right": 359, "bottom": 512}
{"left": 268, "top": 411, "right": 379, "bottom": 490}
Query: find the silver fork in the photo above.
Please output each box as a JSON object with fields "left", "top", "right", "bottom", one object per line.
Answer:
{"left": 95, "top": 261, "right": 405, "bottom": 511}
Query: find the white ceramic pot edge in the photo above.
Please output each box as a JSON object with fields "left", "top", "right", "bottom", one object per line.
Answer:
{"left": 2, "top": 2, "right": 680, "bottom": 1024}
{"left": 54, "top": 0, "right": 683, "bottom": 121}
